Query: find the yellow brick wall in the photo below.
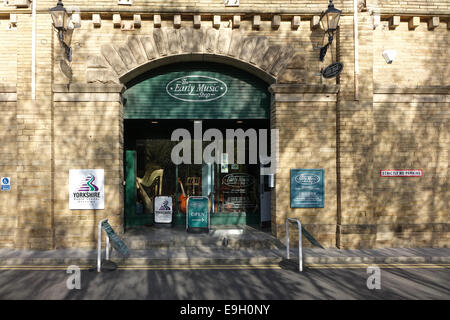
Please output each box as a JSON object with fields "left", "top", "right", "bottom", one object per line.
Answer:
{"left": 0, "top": 101, "right": 17, "bottom": 248}
{"left": 0, "top": 1, "right": 448, "bottom": 249}
{"left": 52, "top": 100, "right": 123, "bottom": 248}
{"left": 272, "top": 99, "right": 338, "bottom": 248}
{"left": 373, "top": 20, "right": 450, "bottom": 87}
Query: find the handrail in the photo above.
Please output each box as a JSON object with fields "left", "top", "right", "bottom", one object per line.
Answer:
{"left": 97, "top": 218, "right": 111, "bottom": 272}
{"left": 286, "top": 218, "right": 303, "bottom": 272}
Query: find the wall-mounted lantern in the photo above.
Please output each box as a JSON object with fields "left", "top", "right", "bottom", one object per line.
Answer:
{"left": 49, "top": 0, "right": 72, "bottom": 62}
{"left": 319, "top": 0, "right": 342, "bottom": 62}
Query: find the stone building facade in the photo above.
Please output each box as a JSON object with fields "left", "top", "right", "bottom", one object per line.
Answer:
{"left": 0, "top": 0, "right": 448, "bottom": 250}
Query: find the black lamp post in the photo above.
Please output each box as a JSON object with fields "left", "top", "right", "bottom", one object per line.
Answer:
{"left": 319, "top": 0, "right": 342, "bottom": 62}
{"left": 49, "top": 0, "right": 72, "bottom": 62}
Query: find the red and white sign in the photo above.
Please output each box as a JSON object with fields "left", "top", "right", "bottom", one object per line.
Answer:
{"left": 380, "top": 170, "right": 422, "bottom": 177}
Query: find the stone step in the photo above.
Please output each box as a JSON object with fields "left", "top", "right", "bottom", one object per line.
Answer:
{"left": 124, "top": 238, "right": 284, "bottom": 249}
{"left": 121, "top": 226, "right": 285, "bottom": 250}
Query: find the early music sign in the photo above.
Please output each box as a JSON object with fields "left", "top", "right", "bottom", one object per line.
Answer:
{"left": 380, "top": 170, "right": 423, "bottom": 177}
{"left": 166, "top": 75, "right": 228, "bottom": 102}
{"left": 290, "top": 169, "right": 325, "bottom": 208}
{"left": 322, "top": 62, "right": 344, "bottom": 79}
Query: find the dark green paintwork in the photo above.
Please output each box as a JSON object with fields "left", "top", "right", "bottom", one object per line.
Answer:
{"left": 124, "top": 150, "right": 142, "bottom": 228}
{"left": 123, "top": 62, "right": 270, "bottom": 120}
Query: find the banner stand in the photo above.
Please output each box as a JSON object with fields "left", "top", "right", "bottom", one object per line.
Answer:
{"left": 186, "top": 196, "right": 210, "bottom": 233}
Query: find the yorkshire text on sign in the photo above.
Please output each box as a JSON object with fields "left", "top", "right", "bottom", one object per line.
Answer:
{"left": 69, "top": 169, "right": 105, "bottom": 210}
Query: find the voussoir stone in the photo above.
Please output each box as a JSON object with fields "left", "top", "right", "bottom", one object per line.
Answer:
{"left": 192, "top": 28, "right": 205, "bottom": 53}
{"left": 167, "top": 29, "right": 181, "bottom": 54}
{"left": 260, "top": 45, "right": 281, "bottom": 71}
{"left": 205, "top": 28, "right": 219, "bottom": 53}
{"left": 217, "top": 28, "right": 232, "bottom": 54}
{"left": 153, "top": 28, "right": 169, "bottom": 56}
{"left": 140, "top": 36, "right": 159, "bottom": 60}
{"left": 250, "top": 36, "right": 269, "bottom": 67}
{"left": 180, "top": 27, "right": 194, "bottom": 52}
{"left": 239, "top": 37, "right": 258, "bottom": 62}
{"left": 228, "top": 30, "right": 243, "bottom": 57}
{"left": 101, "top": 44, "right": 128, "bottom": 76}
{"left": 269, "top": 46, "right": 295, "bottom": 76}
{"left": 115, "top": 44, "right": 138, "bottom": 71}
{"left": 127, "top": 36, "right": 147, "bottom": 65}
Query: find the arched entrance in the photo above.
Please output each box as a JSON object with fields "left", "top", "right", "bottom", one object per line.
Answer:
{"left": 122, "top": 61, "right": 273, "bottom": 229}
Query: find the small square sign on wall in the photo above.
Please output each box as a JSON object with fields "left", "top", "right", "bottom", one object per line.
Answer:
{"left": 1, "top": 177, "right": 11, "bottom": 191}
{"left": 69, "top": 169, "right": 105, "bottom": 210}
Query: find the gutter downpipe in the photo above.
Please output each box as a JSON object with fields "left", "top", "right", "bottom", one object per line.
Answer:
{"left": 32, "top": 0, "right": 36, "bottom": 100}
{"left": 354, "top": 0, "right": 359, "bottom": 101}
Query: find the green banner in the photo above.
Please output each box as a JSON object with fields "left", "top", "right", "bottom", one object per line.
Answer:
{"left": 187, "top": 196, "right": 209, "bottom": 230}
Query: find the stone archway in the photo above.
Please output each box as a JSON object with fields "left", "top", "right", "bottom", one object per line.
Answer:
{"left": 86, "top": 27, "right": 306, "bottom": 86}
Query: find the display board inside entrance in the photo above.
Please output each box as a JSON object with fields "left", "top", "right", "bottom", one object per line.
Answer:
{"left": 290, "top": 169, "right": 324, "bottom": 208}
{"left": 154, "top": 196, "right": 173, "bottom": 224}
{"left": 186, "top": 196, "right": 210, "bottom": 232}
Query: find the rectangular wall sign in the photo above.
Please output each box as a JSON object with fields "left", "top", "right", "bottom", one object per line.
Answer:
{"left": 380, "top": 170, "right": 422, "bottom": 177}
{"left": 290, "top": 169, "right": 324, "bottom": 208}
{"left": 1, "top": 177, "right": 11, "bottom": 191}
{"left": 69, "top": 169, "right": 105, "bottom": 210}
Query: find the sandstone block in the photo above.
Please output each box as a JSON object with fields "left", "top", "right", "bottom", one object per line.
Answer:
{"left": 228, "top": 30, "right": 243, "bottom": 57}
{"left": 217, "top": 28, "right": 232, "bottom": 54}
{"left": 205, "top": 28, "right": 219, "bottom": 53}
{"left": 115, "top": 44, "right": 137, "bottom": 70}
{"left": 250, "top": 36, "right": 269, "bottom": 66}
{"left": 239, "top": 37, "right": 258, "bottom": 62}
{"left": 153, "top": 28, "right": 168, "bottom": 56}
{"left": 140, "top": 36, "right": 159, "bottom": 60}
{"left": 167, "top": 29, "right": 181, "bottom": 54}
{"left": 127, "top": 36, "right": 146, "bottom": 65}
{"left": 101, "top": 44, "right": 127, "bottom": 76}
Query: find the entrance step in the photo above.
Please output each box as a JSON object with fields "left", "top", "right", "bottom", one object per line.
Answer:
{"left": 111, "top": 248, "right": 284, "bottom": 266}
{"left": 122, "top": 225, "right": 285, "bottom": 250}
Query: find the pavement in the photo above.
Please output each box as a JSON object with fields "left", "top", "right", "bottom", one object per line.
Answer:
{"left": 0, "top": 225, "right": 449, "bottom": 268}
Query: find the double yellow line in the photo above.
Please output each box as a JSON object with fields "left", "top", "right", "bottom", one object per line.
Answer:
{"left": 0, "top": 264, "right": 282, "bottom": 271}
{"left": 307, "top": 263, "right": 450, "bottom": 269}
{"left": 0, "top": 264, "right": 448, "bottom": 270}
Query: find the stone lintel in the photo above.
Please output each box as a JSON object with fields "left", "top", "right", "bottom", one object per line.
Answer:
{"left": 0, "top": 93, "right": 17, "bottom": 102}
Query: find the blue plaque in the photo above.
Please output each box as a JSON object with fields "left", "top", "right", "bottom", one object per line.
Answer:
{"left": 290, "top": 169, "right": 324, "bottom": 208}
